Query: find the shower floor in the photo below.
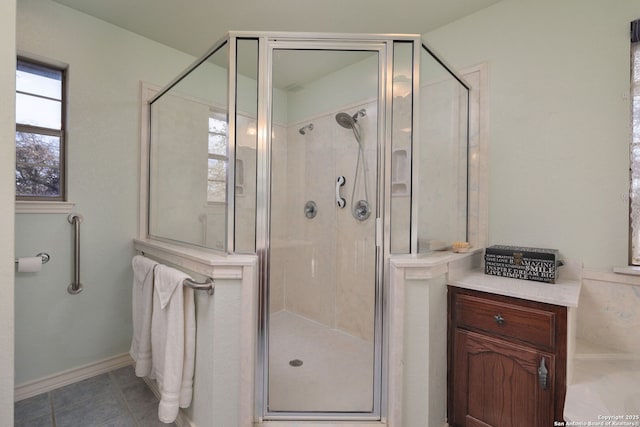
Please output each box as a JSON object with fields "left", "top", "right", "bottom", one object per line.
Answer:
{"left": 268, "top": 310, "right": 375, "bottom": 413}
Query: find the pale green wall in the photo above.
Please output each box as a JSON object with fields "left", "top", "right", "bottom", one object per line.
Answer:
{"left": 425, "top": 0, "right": 638, "bottom": 270}
{"left": 0, "top": 0, "right": 16, "bottom": 422}
{"left": 15, "top": 0, "right": 195, "bottom": 384}
{"left": 13, "top": 0, "right": 636, "bottom": 393}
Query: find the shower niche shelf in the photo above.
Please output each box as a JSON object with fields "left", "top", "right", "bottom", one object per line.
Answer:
{"left": 392, "top": 148, "right": 409, "bottom": 196}
{"left": 235, "top": 158, "right": 244, "bottom": 196}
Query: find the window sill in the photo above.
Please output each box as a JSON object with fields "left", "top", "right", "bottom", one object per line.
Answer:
{"left": 16, "top": 201, "right": 76, "bottom": 214}
{"left": 612, "top": 266, "right": 640, "bottom": 276}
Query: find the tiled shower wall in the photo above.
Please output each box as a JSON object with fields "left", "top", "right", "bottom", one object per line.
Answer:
{"left": 271, "top": 101, "right": 377, "bottom": 342}
{"left": 268, "top": 67, "right": 483, "bottom": 343}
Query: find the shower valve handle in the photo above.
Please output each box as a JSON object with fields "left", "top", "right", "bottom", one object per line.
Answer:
{"left": 336, "top": 176, "right": 346, "bottom": 208}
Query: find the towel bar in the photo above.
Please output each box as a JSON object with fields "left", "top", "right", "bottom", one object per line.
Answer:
{"left": 183, "top": 277, "right": 215, "bottom": 295}
{"left": 137, "top": 251, "right": 214, "bottom": 295}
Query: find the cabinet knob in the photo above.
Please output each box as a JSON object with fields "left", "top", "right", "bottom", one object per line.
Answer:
{"left": 493, "top": 313, "right": 505, "bottom": 325}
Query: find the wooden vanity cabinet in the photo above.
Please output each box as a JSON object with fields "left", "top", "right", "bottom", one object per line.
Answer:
{"left": 447, "top": 286, "right": 567, "bottom": 427}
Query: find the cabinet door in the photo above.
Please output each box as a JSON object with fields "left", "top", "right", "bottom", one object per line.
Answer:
{"left": 451, "top": 329, "right": 555, "bottom": 427}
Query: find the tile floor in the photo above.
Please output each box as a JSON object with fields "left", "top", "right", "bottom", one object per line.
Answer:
{"left": 14, "top": 365, "right": 175, "bottom": 427}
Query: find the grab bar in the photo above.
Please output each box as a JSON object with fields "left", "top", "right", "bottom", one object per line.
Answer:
{"left": 183, "top": 277, "right": 215, "bottom": 295}
{"left": 336, "top": 175, "right": 346, "bottom": 208}
{"left": 68, "top": 214, "right": 83, "bottom": 294}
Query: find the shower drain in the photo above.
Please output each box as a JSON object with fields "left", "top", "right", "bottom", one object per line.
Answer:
{"left": 289, "top": 359, "right": 303, "bottom": 367}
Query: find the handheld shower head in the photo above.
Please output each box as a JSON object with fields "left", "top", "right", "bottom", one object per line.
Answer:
{"left": 335, "top": 109, "right": 367, "bottom": 129}
{"left": 336, "top": 111, "right": 363, "bottom": 144}
{"left": 335, "top": 112, "right": 356, "bottom": 129}
{"left": 335, "top": 109, "right": 370, "bottom": 222}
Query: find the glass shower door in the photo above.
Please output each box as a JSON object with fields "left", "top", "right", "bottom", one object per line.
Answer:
{"left": 266, "top": 46, "right": 381, "bottom": 417}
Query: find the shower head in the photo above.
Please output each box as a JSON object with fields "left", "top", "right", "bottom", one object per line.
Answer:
{"left": 335, "top": 109, "right": 367, "bottom": 129}
{"left": 353, "top": 109, "right": 367, "bottom": 121}
{"left": 336, "top": 111, "right": 363, "bottom": 145}
{"left": 299, "top": 123, "right": 314, "bottom": 135}
{"left": 335, "top": 112, "right": 356, "bottom": 129}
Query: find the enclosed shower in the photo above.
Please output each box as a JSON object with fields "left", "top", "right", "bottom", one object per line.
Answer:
{"left": 146, "top": 31, "right": 470, "bottom": 422}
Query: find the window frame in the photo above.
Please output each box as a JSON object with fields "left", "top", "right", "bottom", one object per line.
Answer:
{"left": 15, "top": 56, "right": 67, "bottom": 202}
{"left": 207, "top": 108, "right": 229, "bottom": 205}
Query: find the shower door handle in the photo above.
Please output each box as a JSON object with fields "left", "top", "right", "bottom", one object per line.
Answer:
{"left": 336, "top": 176, "right": 346, "bottom": 208}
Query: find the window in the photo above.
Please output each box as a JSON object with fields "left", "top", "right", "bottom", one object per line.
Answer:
{"left": 630, "top": 20, "right": 640, "bottom": 264}
{"left": 207, "top": 110, "right": 228, "bottom": 203}
{"left": 15, "top": 58, "right": 66, "bottom": 201}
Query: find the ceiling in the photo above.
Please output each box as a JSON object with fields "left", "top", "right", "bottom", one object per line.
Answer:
{"left": 52, "top": 0, "right": 502, "bottom": 59}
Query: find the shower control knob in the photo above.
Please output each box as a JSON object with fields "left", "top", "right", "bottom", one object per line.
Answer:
{"left": 304, "top": 201, "right": 318, "bottom": 219}
{"left": 353, "top": 200, "right": 371, "bottom": 221}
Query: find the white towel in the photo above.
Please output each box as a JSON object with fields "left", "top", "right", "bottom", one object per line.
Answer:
{"left": 130, "top": 255, "right": 157, "bottom": 377}
{"left": 150, "top": 264, "right": 196, "bottom": 423}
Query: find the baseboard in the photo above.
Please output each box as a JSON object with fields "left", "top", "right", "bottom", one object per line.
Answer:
{"left": 14, "top": 353, "right": 133, "bottom": 401}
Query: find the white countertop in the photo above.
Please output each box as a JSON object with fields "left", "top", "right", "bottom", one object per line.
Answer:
{"left": 390, "top": 248, "right": 483, "bottom": 267}
{"left": 449, "top": 261, "right": 582, "bottom": 307}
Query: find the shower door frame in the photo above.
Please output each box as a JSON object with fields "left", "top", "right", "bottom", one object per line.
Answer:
{"left": 254, "top": 33, "right": 410, "bottom": 422}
